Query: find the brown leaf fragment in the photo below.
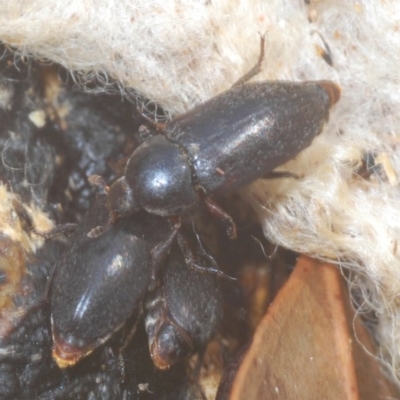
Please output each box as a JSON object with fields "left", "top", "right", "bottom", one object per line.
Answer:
{"left": 225, "top": 256, "right": 399, "bottom": 400}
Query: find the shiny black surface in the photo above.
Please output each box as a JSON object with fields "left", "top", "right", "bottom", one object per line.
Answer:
{"left": 51, "top": 196, "right": 173, "bottom": 359}
{"left": 145, "top": 239, "right": 222, "bottom": 368}
{"left": 166, "top": 81, "right": 332, "bottom": 194}
{"left": 109, "top": 79, "right": 337, "bottom": 219}
{"left": 121, "top": 135, "right": 197, "bottom": 216}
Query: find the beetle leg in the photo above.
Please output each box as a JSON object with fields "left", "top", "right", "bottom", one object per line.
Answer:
{"left": 32, "top": 223, "right": 77, "bottom": 239}
{"left": 88, "top": 174, "right": 110, "bottom": 193}
{"left": 119, "top": 306, "right": 143, "bottom": 354}
{"left": 231, "top": 32, "right": 266, "bottom": 87}
{"left": 176, "top": 231, "right": 236, "bottom": 281}
{"left": 202, "top": 196, "right": 237, "bottom": 239}
{"left": 11, "top": 252, "right": 57, "bottom": 330}
{"left": 11, "top": 198, "right": 35, "bottom": 230}
{"left": 149, "top": 220, "right": 180, "bottom": 279}
{"left": 118, "top": 305, "right": 144, "bottom": 382}
{"left": 84, "top": 177, "right": 115, "bottom": 238}
{"left": 138, "top": 108, "right": 167, "bottom": 132}
{"left": 138, "top": 124, "right": 157, "bottom": 142}
{"left": 86, "top": 218, "right": 113, "bottom": 238}
{"left": 12, "top": 198, "right": 77, "bottom": 239}
{"left": 263, "top": 171, "right": 301, "bottom": 180}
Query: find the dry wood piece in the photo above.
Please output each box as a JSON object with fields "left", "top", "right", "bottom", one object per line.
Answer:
{"left": 225, "top": 256, "right": 399, "bottom": 400}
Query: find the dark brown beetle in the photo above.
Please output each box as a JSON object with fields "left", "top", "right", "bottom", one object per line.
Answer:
{"left": 50, "top": 195, "right": 178, "bottom": 368}
{"left": 106, "top": 76, "right": 340, "bottom": 238}
{"left": 145, "top": 238, "right": 223, "bottom": 369}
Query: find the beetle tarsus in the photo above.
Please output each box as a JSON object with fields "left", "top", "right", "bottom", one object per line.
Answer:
{"left": 87, "top": 219, "right": 112, "bottom": 238}
{"left": 203, "top": 196, "right": 237, "bottom": 239}
{"left": 32, "top": 223, "right": 77, "bottom": 239}
{"left": 88, "top": 174, "right": 110, "bottom": 193}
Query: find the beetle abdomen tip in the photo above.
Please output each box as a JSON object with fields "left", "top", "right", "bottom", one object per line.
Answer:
{"left": 52, "top": 341, "right": 84, "bottom": 369}
{"left": 317, "top": 80, "right": 341, "bottom": 107}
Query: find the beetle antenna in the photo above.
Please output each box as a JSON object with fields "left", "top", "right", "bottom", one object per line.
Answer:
{"left": 231, "top": 31, "right": 267, "bottom": 87}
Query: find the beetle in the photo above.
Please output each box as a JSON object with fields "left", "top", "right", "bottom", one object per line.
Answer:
{"left": 50, "top": 194, "right": 179, "bottom": 368}
{"left": 104, "top": 79, "right": 340, "bottom": 239}
{"left": 145, "top": 236, "right": 223, "bottom": 370}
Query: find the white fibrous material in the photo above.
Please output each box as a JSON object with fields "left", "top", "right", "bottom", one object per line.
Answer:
{"left": 2, "top": 0, "right": 400, "bottom": 385}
